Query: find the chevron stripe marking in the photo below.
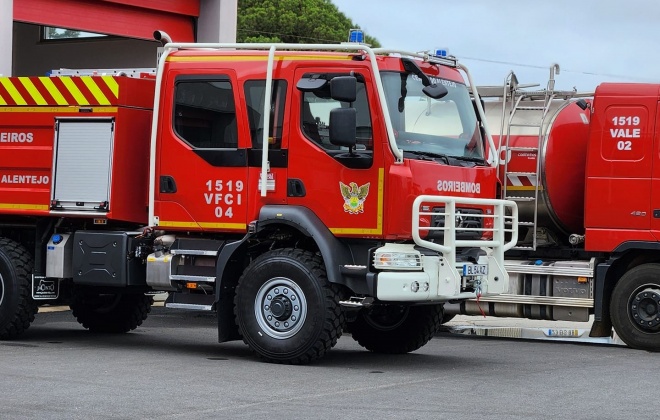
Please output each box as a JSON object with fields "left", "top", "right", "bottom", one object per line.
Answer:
{"left": 60, "top": 77, "right": 89, "bottom": 105}
{"left": 81, "top": 76, "right": 111, "bottom": 105}
{"left": 39, "top": 77, "right": 68, "bottom": 105}
{"left": 18, "top": 77, "right": 47, "bottom": 105}
{"left": 102, "top": 76, "right": 119, "bottom": 99}
{"left": 0, "top": 78, "right": 27, "bottom": 105}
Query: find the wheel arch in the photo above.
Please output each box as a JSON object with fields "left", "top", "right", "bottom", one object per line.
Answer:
{"left": 595, "top": 242, "right": 660, "bottom": 322}
{"left": 213, "top": 206, "right": 354, "bottom": 342}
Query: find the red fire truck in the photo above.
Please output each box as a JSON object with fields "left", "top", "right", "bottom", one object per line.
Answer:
{"left": 446, "top": 65, "right": 660, "bottom": 351}
{"left": 0, "top": 36, "right": 517, "bottom": 363}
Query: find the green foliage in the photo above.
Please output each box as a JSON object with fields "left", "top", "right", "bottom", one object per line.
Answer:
{"left": 237, "top": 0, "right": 380, "bottom": 47}
{"left": 46, "top": 27, "right": 82, "bottom": 39}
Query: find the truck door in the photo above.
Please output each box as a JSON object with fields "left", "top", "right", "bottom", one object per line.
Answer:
{"left": 154, "top": 72, "right": 249, "bottom": 231}
{"left": 287, "top": 68, "right": 384, "bottom": 236}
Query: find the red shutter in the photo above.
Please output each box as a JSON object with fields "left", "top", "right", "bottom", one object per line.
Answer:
{"left": 14, "top": 0, "right": 199, "bottom": 42}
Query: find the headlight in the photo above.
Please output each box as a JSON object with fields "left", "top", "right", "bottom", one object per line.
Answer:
{"left": 373, "top": 250, "right": 423, "bottom": 271}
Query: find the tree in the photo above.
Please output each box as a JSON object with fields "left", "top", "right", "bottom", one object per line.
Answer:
{"left": 237, "top": 0, "right": 380, "bottom": 47}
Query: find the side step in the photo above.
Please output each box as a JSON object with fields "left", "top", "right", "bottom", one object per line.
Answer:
{"left": 165, "top": 292, "right": 215, "bottom": 311}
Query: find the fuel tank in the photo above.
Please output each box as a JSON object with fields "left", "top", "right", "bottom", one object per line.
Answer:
{"left": 482, "top": 97, "right": 592, "bottom": 236}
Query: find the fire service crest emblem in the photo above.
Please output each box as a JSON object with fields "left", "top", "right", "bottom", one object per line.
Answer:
{"left": 339, "top": 182, "right": 370, "bottom": 214}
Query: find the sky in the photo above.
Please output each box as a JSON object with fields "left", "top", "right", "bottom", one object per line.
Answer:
{"left": 331, "top": 0, "right": 660, "bottom": 93}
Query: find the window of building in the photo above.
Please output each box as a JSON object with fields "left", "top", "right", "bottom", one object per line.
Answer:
{"left": 173, "top": 79, "right": 238, "bottom": 149}
{"left": 42, "top": 27, "right": 108, "bottom": 40}
{"left": 243, "top": 80, "right": 287, "bottom": 149}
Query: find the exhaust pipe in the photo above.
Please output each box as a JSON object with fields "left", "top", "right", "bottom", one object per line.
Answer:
{"left": 153, "top": 30, "right": 173, "bottom": 45}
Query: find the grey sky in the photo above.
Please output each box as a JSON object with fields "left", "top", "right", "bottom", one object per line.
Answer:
{"left": 332, "top": 0, "right": 660, "bottom": 92}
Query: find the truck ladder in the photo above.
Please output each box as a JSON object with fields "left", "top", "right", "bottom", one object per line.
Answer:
{"left": 501, "top": 64, "right": 561, "bottom": 251}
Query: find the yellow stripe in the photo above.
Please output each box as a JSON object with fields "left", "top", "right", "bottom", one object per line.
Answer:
{"left": 60, "top": 77, "right": 89, "bottom": 105}
{"left": 18, "top": 77, "right": 47, "bottom": 105}
{"left": 167, "top": 54, "right": 353, "bottom": 63}
{"left": 0, "top": 203, "right": 49, "bottom": 211}
{"left": 330, "top": 168, "right": 384, "bottom": 235}
{"left": 102, "top": 76, "right": 119, "bottom": 99}
{"left": 0, "top": 78, "right": 27, "bottom": 105}
{"left": 81, "top": 76, "right": 111, "bottom": 105}
{"left": 39, "top": 77, "right": 68, "bottom": 105}
{"left": 0, "top": 94, "right": 5, "bottom": 105}
{"left": 0, "top": 106, "right": 118, "bottom": 113}
{"left": 158, "top": 220, "right": 246, "bottom": 230}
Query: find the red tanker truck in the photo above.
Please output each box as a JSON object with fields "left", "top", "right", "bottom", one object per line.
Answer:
{"left": 447, "top": 66, "right": 660, "bottom": 351}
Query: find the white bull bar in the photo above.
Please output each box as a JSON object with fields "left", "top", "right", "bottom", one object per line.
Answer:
{"left": 374, "top": 196, "right": 518, "bottom": 302}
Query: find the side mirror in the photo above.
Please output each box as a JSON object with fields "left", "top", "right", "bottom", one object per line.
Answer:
{"left": 330, "top": 76, "right": 357, "bottom": 103}
{"left": 329, "top": 108, "right": 357, "bottom": 147}
{"left": 422, "top": 84, "right": 448, "bottom": 100}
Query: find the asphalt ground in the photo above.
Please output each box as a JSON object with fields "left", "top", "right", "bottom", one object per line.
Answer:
{"left": 0, "top": 305, "right": 655, "bottom": 420}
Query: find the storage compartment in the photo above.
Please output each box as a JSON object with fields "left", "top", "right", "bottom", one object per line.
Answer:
{"left": 52, "top": 119, "right": 115, "bottom": 212}
{"left": 72, "top": 231, "right": 148, "bottom": 287}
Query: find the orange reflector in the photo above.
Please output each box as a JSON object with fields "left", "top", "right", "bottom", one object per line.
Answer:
{"left": 577, "top": 277, "right": 588, "bottom": 283}
{"left": 186, "top": 282, "right": 197, "bottom": 289}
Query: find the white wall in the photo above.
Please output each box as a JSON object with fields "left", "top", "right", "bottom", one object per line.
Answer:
{"left": 0, "top": 0, "right": 13, "bottom": 76}
{"left": 12, "top": 23, "right": 161, "bottom": 76}
{"left": 198, "top": 0, "right": 237, "bottom": 43}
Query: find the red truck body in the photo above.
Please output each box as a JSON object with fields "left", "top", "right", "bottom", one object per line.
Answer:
{"left": 0, "top": 43, "right": 517, "bottom": 364}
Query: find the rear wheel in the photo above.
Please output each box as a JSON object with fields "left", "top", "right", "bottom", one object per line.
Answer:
{"left": 70, "top": 291, "right": 153, "bottom": 333}
{"left": 0, "top": 238, "right": 38, "bottom": 339}
{"left": 611, "top": 264, "right": 660, "bottom": 351}
{"left": 349, "top": 304, "right": 443, "bottom": 354}
{"left": 234, "top": 248, "right": 343, "bottom": 364}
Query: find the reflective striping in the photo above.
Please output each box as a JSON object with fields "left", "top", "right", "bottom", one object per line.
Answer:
{"left": 158, "top": 220, "right": 246, "bottom": 230}
{"left": 0, "top": 78, "right": 27, "bottom": 105}
{"left": 18, "top": 77, "right": 47, "bottom": 105}
{"left": 59, "top": 77, "right": 89, "bottom": 105}
{"left": 81, "top": 76, "right": 111, "bottom": 105}
{"left": 39, "top": 77, "right": 68, "bottom": 105}
{"left": 102, "top": 76, "right": 119, "bottom": 99}
{"left": 167, "top": 54, "right": 353, "bottom": 63}
{"left": 0, "top": 76, "right": 124, "bottom": 106}
{"left": 0, "top": 106, "right": 118, "bottom": 113}
{"left": 0, "top": 203, "right": 50, "bottom": 211}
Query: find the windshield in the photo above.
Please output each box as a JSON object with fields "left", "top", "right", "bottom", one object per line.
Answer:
{"left": 381, "top": 71, "right": 485, "bottom": 162}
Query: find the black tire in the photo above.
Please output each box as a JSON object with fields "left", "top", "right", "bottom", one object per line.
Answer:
{"left": 349, "top": 304, "right": 443, "bottom": 354}
{"left": 0, "top": 238, "right": 38, "bottom": 340}
{"left": 611, "top": 264, "right": 660, "bottom": 351}
{"left": 441, "top": 313, "right": 456, "bottom": 324}
{"left": 70, "top": 291, "right": 153, "bottom": 333}
{"left": 234, "top": 248, "right": 343, "bottom": 364}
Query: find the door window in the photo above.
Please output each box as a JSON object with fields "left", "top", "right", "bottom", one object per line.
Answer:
{"left": 173, "top": 79, "right": 238, "bottom": 149}
{"left": 243, "top": 80, "right": 287, "bottom": 149}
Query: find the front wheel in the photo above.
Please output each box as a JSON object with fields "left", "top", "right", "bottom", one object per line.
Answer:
{"left": 611, "top": 264, "right": 660, "bottom": 351}
{"left": 234, "top": 248, "right": 343, "bottom": 364}
{"left": 348, "top": 304, "right": 443, "bottom": 354}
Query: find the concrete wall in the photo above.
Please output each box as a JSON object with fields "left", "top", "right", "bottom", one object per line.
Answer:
{"left": 12, "top": 23, "right": 161, "bottom": 76}
{"left": 1, "top": 1, "right": 13, "bottom": 76}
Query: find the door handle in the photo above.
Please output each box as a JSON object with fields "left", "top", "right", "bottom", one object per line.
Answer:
{"left": 160, "top": 175, "right": 177, "bottom": 193}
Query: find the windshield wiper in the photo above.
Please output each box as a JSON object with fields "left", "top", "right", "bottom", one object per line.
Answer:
{"left": 449, "top": 155, "right": 488, "bottom": 165}
{"left": 403, "top": 150, "right": 450, "bottom": 164}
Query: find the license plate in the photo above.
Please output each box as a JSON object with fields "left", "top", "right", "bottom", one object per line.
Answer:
{"left": 463, "top": 264, "right": 488, "bottom": 276}
{"left": 544, "top": 329, "right": 583, "bottom": 338}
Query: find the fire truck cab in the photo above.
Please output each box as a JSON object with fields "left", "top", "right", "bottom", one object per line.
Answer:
{"left": 0, "top": 41, "right": 517, "bottom": 363}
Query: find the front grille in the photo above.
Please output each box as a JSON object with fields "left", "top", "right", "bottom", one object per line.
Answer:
{"left": 427, "top": 207, "right": 483, "bottom": 241}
